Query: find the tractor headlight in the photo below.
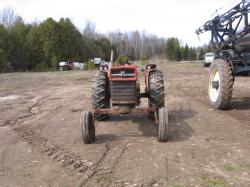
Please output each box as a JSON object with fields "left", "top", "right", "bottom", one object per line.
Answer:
{"left": 147, "top": 66, "right": 151, "bottom": 69}
{"left": 104, "top": 67, "right": 108, "bottom": 70}
{"left": 99, "top": 66, "right": 103, "bottom": 70}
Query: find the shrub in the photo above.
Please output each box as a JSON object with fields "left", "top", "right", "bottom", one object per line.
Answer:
{"left": 85, "top": 60, "right": 95, "bottom": 70}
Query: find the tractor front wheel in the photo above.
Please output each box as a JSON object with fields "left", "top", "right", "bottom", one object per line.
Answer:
{"left": 158, "top": 107, "right": 169, "bottom": 142}
{"left": 208, "top": 59, "right": 234, "bottom": 110}
{"left": 80, "top": 111, "right": 95, "bottom": 144}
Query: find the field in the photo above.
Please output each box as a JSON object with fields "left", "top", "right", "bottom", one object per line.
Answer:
{"left": 0, "top": 61, "right": 250, "bottom": 187}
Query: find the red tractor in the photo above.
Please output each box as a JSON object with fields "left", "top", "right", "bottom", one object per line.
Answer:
{"left": 80, "top": 57, "right": 169, "bottom": 143}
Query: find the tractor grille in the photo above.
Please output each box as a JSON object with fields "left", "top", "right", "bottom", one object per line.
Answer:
{"left": 110, "top": 68, "right": 135, "bottom": 79}
{"left": 110, "top": 81, "right": 137, "bottom": 105}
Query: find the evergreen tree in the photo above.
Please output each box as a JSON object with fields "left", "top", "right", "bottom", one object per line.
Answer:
{"left": 0, "top": 7, "right": 204, "bottom": 72}
{"left": 183, "top": 44, "right": 189, "bottom": 60}
{"left": 94, "top": 37, "right": 112, "bottom": 61}
{"left": 38, "top": 18, "right": 61, "bottom": 69}
{"left": 166, "top": 37, "right": 181, "bottom": 61}
{"left": 26, "top": 24, "right": 46, "bottom": 70}
{"left": 0, "top": 25, "right": 8, "bottom": 71}
{"left": 198, "top": 47, "right": 205, "bottom": 60}
{"left": 8, "top": 20, "right": 30, "bottom": 71}
{"left": 58, "top": 18, "right": 83, "bottom": 62}
{"left": 187, "top": 47, "right": 197, "bottom": 61}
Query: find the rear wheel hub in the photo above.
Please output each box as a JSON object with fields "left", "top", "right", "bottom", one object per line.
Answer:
{"left": 212, "top": 80, "right": 219, "bottom": 89}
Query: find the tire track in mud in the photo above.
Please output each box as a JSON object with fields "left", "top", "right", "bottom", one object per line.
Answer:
{"left": 202, "top": 162, "right": 250, "bottom": 182}
{"left": 177, "top": 87, "right": 208, "bottom": 107}
{"left": 1, "top": 94, "right": 48, "bottom": 128}
{"left": 79, "top": 143, "right": 111, "bottom": 186}
{"left": 3, "top": 77, "right": 131, "bottom": 186}
{"left": 168, "top": 85, "right": 250, "bottom": 186}
{"left": 2, "top": 136, "right": 19, "bottom": 187}
{"left": 13, "top": 125, "right": 94, "bottom": 175}
{"left": 1, "top": 127, "right": 36, "bottom": 187}
{"left": 79, "top": 142, "right": 128, "bottom": 187}
{"left": 13, "top": 120, "right": 129, "bottom": 187}
{"left": 1, "top": 93, "right": 96, "bottom": 182}
{"left": 177, "top": 82, "right": 250, "bottom": 125}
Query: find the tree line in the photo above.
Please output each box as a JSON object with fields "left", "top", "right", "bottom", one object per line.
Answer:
{"left": 0, "top": 8, "right": 210, "bottom": 72}
{"left": 166, "top": 37, "right": 211, "bottom": 62}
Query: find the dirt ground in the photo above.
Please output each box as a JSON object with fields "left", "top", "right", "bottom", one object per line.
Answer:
{"left": 0, "top": 61, "right": 249, "bottom": 187}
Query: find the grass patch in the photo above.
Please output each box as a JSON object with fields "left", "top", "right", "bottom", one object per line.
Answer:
{"left": 199, "top": 176, "right": 227, "bottom": 187}
{"left": 161, "top": 62, "right": 201, "bottom": 70}
{"left": 85, "top": 60, "right": 95, "bottom": 70}
{"left": 170, "top": 184, "right": 182, "bottom": 187}
{"left": 141, "top": 60, "right": 149, "bottom": 66}
{"left": 240, "top": 163, "right": 250, "bottom": 170}
{"left": 223, "top": 163, "right": 235, "bottom": 172}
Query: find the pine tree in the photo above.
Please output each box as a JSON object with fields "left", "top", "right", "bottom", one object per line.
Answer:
{"left": 0, "top": 25, "right": 8, "bottom": 71}
{"left": 166, "top": 37, "right": 181, "bottom": 61}
{"left": 198, "top": 47, "right": 205, "bottom": 60}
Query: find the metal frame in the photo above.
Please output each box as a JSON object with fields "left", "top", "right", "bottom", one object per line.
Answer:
{"left": 196, "top": 0, "right": 250, "bottom": 74}
{"left": 196, "top": 1, "right": 250, "bottom": 50}
{"left": 93, "top": 107, "right": 159, "bottom": 124}
{"left": 94, "top": 107, "right": 155, "bottom": 114}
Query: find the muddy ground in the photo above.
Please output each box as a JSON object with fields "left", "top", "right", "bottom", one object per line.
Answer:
{"left": 0, "top": 61, "right": 249, "bottom": 187}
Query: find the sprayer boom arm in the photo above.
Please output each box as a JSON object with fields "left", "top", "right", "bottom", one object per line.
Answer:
{"left": 196, "top": 1, "right": 250, "bottom": 51}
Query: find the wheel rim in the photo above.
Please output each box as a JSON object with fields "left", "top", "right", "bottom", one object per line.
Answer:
{"left": 209, "top": 66, "right": 220, "bottom": 102}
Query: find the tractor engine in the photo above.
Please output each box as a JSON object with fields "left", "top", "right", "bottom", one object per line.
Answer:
{"left": 109, "top": 65, "right": 139, "bottom": 108}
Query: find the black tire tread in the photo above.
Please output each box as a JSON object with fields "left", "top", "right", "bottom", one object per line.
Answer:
{"left": 92, "top": 71, "right": 109, "bottom": 120}
{"left": 158, "top": 108, "right": 169, "bottom": 142}
{"left": 209, "top": 59, "right": 234, "bottom": 110}
{"left": 149, "top": 70, "right": 165, "bottom": 108}
{"left": 80, "top": 111, "right": 95, "bottom": 144}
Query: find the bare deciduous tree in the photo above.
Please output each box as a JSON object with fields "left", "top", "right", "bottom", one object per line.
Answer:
{"left": 83, "top": 19, "right": 96, "bottom": 39}
{"left": 107, "top": 30, "right": 166, "bottom": 60}
{"left": 0, "top": 7, "right": 17, "bottom": 29}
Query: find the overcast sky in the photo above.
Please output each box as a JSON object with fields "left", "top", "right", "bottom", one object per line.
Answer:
{"left": 0, "top": 0, "right": 241, "bottom": 46}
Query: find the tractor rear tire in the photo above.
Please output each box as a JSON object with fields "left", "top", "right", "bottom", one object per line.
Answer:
{"left": 148, "top": 70, "right": 165, "bottom": 119}
{"left": 158, "top": 108, "right": 169, "bottom": 142}
{"left": 92, "top": 71, "right": 110, "bottom": 121}
{"left": 80, "top": 111, "right": 95, "bottom": 144}
{"left": 208, "top": 59, "right": 234, "bottom": 110}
